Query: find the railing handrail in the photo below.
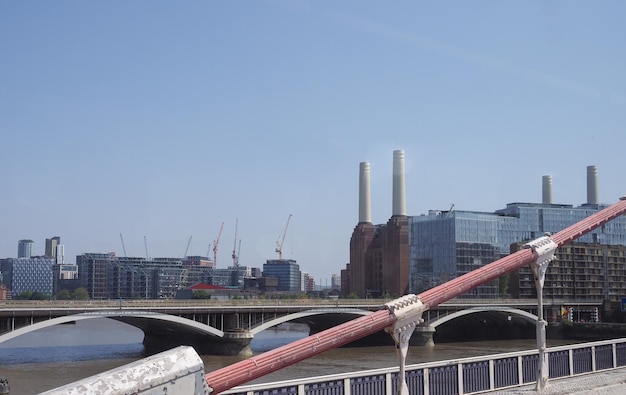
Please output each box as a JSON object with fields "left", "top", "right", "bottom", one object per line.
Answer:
{"left": 0, "top": 297, "right": 605, "bottom": 310}
{"left": 219, "top": 337, "right": 626, "bottom": 394}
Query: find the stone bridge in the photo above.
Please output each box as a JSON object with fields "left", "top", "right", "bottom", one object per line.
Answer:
{"left": 0, "top": 298, "right": 600, "bottom": 355}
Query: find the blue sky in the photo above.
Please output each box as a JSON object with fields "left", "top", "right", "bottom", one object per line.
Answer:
{"left": 2, "top": 1, "right": 625, "bottom": 284}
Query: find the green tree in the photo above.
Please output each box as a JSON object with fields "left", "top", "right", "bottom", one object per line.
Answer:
{"left": 56, "top": 289, "right": 71, "bottom": 300}
{"left": 192, "top": 290, "right": 211, "bottom": 299}
{"left": 14, "top": 290, "right": 33, "bottom": 300}
{"left": 31, "top": 291, "right": 48, "bottom": 300}
{"left": 72, "top": 287, "right": 89, "bottom": 300}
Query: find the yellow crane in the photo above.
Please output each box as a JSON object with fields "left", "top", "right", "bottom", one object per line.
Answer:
{"left": 275, "top": 214, "right": 292, "bottom": 259}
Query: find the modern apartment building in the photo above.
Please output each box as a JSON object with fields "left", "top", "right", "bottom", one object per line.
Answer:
{"left": 263, "top": 259, "right": 301, "bottom": 292}
{"left": 77, "top": 253, "right": 253, "bottom": 299}
{"left": 45, "top": 236, "right": 61, "bottom": 259}
{"left": 510, "top": 242, "right": 626, "bottom": 302}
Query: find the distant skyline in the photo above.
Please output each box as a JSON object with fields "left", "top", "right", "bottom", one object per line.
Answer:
{"left": 2, "top": 2, "right": 625, "bottom": 283}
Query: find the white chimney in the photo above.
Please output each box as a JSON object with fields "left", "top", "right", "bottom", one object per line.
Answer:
{"left": 359, "top": 162, "right": 372, "bottom": 223}
{"left": 542, "top": 175, "right": 553, "bottom": 204}
{"left": 392, "top": 150, "right": 407, "bottom": 216}
{"left": 587, "top": 165, "right": 599, "bottom": 205}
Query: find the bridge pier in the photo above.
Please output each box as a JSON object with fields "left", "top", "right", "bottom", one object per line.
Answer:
{"left": 143, "top": 330, "right": 254, "bottom": 356}
{"left": 411, "top": 325, "right": 436, "bottom": 347}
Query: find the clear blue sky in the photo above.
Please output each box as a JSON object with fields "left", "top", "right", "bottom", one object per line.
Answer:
{"left": 2, "top": 1, "right": 625, "bottom": 284}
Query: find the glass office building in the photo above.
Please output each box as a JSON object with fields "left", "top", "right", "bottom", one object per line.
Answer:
{"left": 263, "top": 259, "right": 301, "bottom": 292}
{"left": 0, "top": 257, "right": 55, "bottom": 297}
{"left": 409, "top": 203, "right": 626, "bottom": 298}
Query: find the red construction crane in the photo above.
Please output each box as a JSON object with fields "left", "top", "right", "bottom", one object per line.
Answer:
{"left": 212, "top": 222, "right": 224, "bottom": 267}
{"left": 275, "top": 214, "right": 292, "bottom": 259}
{"left": 205, "top": 196, "right": 626, "bottom": 394}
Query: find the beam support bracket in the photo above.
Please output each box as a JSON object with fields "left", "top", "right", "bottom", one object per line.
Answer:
{"left": 385, "top": 294, "right": 426, "bottom": 395}
{"left": 523, "top": 234, "right": 558, "bottom": 391}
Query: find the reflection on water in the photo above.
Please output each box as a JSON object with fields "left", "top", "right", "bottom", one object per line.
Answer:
{"left": 0, "top": 318, "right": 572, "bottom": 394}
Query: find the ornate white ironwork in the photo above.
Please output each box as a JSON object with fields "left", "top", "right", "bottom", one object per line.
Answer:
{"left": 523, "top": 234, "right": 558, "bottom": 390}
{"left": 385, "top": 294, "right": 426, "bottom": 395}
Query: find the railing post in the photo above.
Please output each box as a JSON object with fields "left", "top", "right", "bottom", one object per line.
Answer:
{"left": 523, "top": 234, "right": 558, "bottom": 391}
{"left": 489, "top": 359, "right": 495, "bottom": 390}
{"left": 591, "top": 346, "right": 597, "bottom": 372}
{"left": 423, "top": 367, "right": 430, "bottom": 395}
{"left": 343, "top": 378, "right": 351, "bottom": 395}
{"left": 457, "top": 362, "right": 464, "bottom": 395}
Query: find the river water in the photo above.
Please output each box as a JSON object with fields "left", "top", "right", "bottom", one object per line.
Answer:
{"left": 0, "top": 318, "right": 574, "bottom": 394}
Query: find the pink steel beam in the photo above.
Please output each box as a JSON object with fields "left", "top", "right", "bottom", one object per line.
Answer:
{"left": 206, "top": 309, "right": 396, "bottom": 393}
{"left": 206, "top": 197, "right": 626, "bottom": 394}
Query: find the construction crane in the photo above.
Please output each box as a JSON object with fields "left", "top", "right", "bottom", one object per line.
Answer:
{"left": 275, "top": 214, "right": 292, "bottom": 259}
{"left": 184, "top": 235, "right": 192, "bottom": 258}
{"left": 119, "top": 233, "right": 127, "bottom": 257}
{"left": 144, "top": 236, "right": 150, "bottom": 260}
{"left": 231, "top": 218, "right": 239, "bottom": 267}
{"left": 236, "top": 239, "right": 241, "bottom": 267}
{"left": 212, "top": 222, "right": 224, "bottom": 267}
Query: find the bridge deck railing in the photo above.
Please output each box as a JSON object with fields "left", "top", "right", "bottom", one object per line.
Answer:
{"left": 0, "top": 297, "right": 604, "bottom": 311}
{"left": 217, "top": 338, "right": 626, "bottom": 395}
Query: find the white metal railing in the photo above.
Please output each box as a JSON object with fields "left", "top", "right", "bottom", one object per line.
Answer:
{"left": 0, "top": 297, "right": 601, "bottom": 311}
{"left": 218, "top": 338, "right": 626, "bottom": 395}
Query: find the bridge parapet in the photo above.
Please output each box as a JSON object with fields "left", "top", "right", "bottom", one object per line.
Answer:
{"left": 40, "top": 346, "right": 208, "bottom": 395}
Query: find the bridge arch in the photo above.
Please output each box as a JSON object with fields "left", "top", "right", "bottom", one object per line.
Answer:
{"left": 0, "top": 311, "right": 225, "bottom": 345}
{"left": 251, "top": 309, "right": 372, "bottom": 335}
{"left": 426, "top": 306, "right": 538, "bottom": 328}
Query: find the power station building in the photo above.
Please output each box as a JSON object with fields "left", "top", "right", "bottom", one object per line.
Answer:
{"left": 345, "top": 151, "right": 409, "bottom": 298}
{"left": 344, "top": 152, "right": 626, "bottom": 301}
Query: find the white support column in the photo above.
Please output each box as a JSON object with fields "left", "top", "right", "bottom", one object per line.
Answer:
{"left": 384, "top": 294, "right": 426, "bottom": 395}
{"left": 523, "top": 235, "right": 558, "bottom": 391}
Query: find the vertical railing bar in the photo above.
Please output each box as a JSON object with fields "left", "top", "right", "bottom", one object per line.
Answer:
{"left": 591, "top": 346, "right": 597, "bottom": 372}
{"left": 489, "top": 359, "right": 495, "bottom": 390}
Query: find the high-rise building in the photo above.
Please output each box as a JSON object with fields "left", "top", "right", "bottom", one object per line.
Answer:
{"left": 45, "top": 236, "right": 61, "bottom": 259}
{"left": 331, "top": 273, "right": 341, "bottom": 291}
{"left": 17, "top": 239, "right": 34, "bottom": 258}
{"left": 77, "top": 253, "right": 116, "bottom": 299}
{"left": 263, "top": 259, "right": 301, "bottom": 292}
